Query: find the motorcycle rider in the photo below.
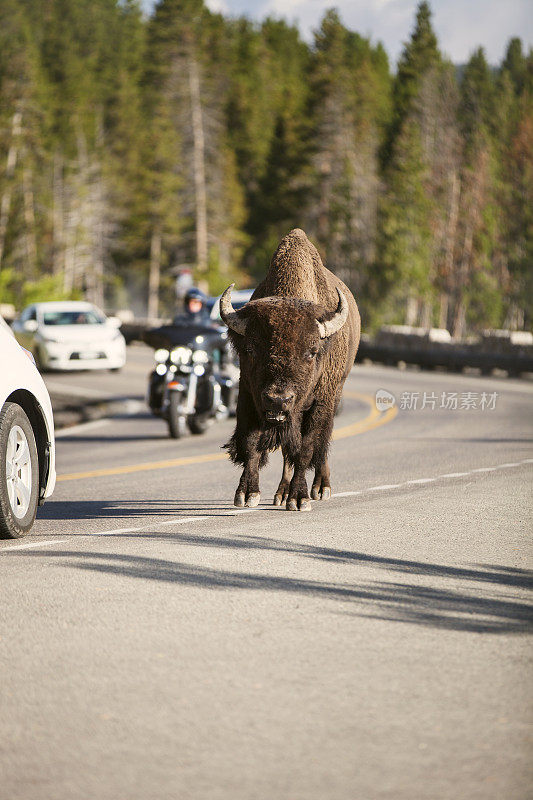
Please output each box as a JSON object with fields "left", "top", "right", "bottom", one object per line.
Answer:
{"left": 173, "top": 287, "right": 211, "bottom": 326}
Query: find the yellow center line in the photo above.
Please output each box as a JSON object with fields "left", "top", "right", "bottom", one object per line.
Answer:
{"left": 57, "top": 390, "right": 397, "bottom": 482}
{"left": 333, "top": 391, "right": 398, "bottom": 440}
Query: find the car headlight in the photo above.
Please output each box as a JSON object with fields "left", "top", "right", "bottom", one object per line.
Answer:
{"left": 170, "top": 346, "right": 192, "bottom": 364}
{"left": 192, "top": 349, "right": 209, "bottom": 364}
{"left": 154, "top": 348, "right": 169, "bottom": 363}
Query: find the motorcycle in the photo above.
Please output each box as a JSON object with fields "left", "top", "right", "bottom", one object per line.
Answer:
{"left": 144, "top": 322, "right": 238, "bottom": 439}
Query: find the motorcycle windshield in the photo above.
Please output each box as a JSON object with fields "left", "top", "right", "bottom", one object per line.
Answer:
{"left": 143, "top": 322, "right": 225, "bottom": 351}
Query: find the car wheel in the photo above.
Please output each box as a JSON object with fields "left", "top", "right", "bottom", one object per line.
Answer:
{"left": 0, "top": 402, "right": 40, "bottom": 539}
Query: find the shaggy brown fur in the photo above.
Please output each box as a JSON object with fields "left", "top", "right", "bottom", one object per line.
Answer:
{"left": 224, "top": 228, "right": 360, "bottom": 511}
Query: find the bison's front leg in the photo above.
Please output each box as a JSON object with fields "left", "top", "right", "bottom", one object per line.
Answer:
{"left": 286, "top": 440, "right": 313, "bottom": 512}
{"left": 286, "top": 404, "right": 334, "bottom": 511}
{"left": 273, "top": 453, "right": 292, "bottom": 506}
{"left": 311, "top": 457, "right": 331, "bottom": 500}
{"left": 225, "top": 388, "right": 263, "bottom": 507}
{"left": 234, "top": 450, "right": 261, "bottom": 507}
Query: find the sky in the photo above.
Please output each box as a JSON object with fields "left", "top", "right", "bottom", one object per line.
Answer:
{"left": 146, "top": 0, "right": 533, "bottom": 67}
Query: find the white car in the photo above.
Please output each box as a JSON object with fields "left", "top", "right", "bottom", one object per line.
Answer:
{"left": 12, "top": 301, "right": 126, "bottom": 372}
{"left": 0, "top": 318, "right": 56, "bottom": 538}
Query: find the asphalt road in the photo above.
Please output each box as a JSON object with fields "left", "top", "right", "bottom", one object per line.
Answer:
{"left": 2, "top": 350, "right": 532, "bottom": 800}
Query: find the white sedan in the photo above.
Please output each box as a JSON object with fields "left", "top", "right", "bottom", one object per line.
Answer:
{"left": 12, "top": 301, "right": 126, "bottom": 372}
{"left": 0, "top": 318, "right": 56, "bottom": 538}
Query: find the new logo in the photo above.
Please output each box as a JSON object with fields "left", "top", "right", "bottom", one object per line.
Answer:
{"left": 375, "top": 389, "right": 396, "bottom": 412}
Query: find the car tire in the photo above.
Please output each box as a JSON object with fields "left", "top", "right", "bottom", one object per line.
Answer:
{"left": 0, "top": 402, "right": 40, "bottom": 539}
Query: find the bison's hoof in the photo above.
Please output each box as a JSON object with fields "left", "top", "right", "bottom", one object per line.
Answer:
{"left": 286, "top": 497, "right": 312, "bottom": 512}
{"left": 245, "top": 492, "right": 260, "bottom": 507}
{"left": 273, "top": 492, "right": 288, "bottom": 506}
{"left": 234, "top": 491, "right": 246, "bottom": 507}
{"left": 311, "top": 485, "right": 331, "bottom": 501}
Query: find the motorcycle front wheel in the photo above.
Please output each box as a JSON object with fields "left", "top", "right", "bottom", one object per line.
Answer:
{"left": 187, "top": 416, "right": 211, "bottom": 435}
{"left": 168, "top": 393, "right": 187, "bottom": 439}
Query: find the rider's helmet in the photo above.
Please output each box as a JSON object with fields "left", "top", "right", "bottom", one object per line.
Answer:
{"left": 184, "top": 287, "right": 207, "bottom": 316}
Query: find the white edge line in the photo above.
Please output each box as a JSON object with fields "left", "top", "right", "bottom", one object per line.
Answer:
{"left": 331, "top": 458, "right": 532, "bottom": 500}
{"left": 2, "top": 538, "right": 69, "bottom": 551}
{"left": 90, "top": 526, "right": 141, "bottom": 536}
{"left": 2, "top": 458, "right": 531, "bottom": 553}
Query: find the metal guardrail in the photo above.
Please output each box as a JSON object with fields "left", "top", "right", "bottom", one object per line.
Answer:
{"left": 356, "top": 334, "right": 533, "bottom": 377}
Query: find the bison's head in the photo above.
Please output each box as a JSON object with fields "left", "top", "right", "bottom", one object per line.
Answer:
{"left": 220, "top": 284, "right": 348, "bottom": 427}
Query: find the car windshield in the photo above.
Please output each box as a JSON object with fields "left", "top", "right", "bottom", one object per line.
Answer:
{"left": 42, "top": 310, "right": 105, "bottom": 326}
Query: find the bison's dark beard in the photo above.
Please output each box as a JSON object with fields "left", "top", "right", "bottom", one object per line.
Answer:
{"left": 258, "top": 414, "right": 302, "bottom": 464}
{"left": 224, "top": 412, "right": 302, "bottom": 468}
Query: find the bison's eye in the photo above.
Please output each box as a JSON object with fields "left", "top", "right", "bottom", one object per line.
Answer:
{"left": 306, "top": 348, "right": 319, "bottom": 361}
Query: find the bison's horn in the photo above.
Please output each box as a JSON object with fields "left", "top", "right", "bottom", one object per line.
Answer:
{"left": 317, "top": 288, "right": 349, "bottom": 338}
{"left": 220, "top": 283, "right": 247, "bottom": 336}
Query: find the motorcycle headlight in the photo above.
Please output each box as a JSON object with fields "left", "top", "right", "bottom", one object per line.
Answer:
{"left": 192, "top": 349, "right": 209, "bottom": 364}
{"left": 155, "top": 363, "right": 167, "bottom": 375}
{"left": 154, "top": 348, "right": 169, "bottom": 363}
{"left": 170, "top": 346, "right": 192, "bottom": 364}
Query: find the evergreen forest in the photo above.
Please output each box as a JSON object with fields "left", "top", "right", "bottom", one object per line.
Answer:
{"left": 0, "top": 0, "right": 531, "bottom": 334}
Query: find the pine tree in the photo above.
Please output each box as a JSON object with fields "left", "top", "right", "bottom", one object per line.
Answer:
{"left": 451, "top": 48, "right": 501, "bottom": 335}
{"left": 305, "top": 10, "right": 391, "bottom": 315}
{"left": 378, "top": 1, "right": 445, "bottom": 327}
{"left": 147, "top": 0, "right": 246, "bottom": 295}
{"left": 242, "top": 18, "right": 310, "bottom": 277}
{"left": 384, "top": 1, "right": 440, "bottom": 163}
{"left": 495, "top": 40, "right": 533, "bottom": 328}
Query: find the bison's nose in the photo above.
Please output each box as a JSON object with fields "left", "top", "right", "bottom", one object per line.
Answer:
{"left": 262, "top": 390, "right": 295, "bottom": 410}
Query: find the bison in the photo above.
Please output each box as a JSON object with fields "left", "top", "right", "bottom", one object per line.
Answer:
{"left": 220, "top": 228, "right": 360, "bottom": 511}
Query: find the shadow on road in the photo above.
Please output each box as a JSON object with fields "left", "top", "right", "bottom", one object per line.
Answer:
{"left": 55, "top": 434, "right": 171, "bottom": 442}
{"left": 37, "top": 499, "right": 243, "bottom": 521}
{"left": 13, "top": 531, "right": 533, "bottom": 635}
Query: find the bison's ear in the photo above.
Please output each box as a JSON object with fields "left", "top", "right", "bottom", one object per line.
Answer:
{"left": 316, "top": 288, "right": 349, "bottom": 338}
{"left": 220, "top": 283, "right": 247, "bottom": 336}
